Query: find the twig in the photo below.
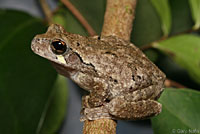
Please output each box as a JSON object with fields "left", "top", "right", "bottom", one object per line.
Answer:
{"left": 82, "top": 0, "right": 138, "bottom": 134}
{"left": 61, "top": 0, "right": 96, "bottom": 36}
{"left": 39, "top": 0, "right": 53, "bottom": 24}
{"left": 140, "top": 42, "right": 154, "bottom": 51}
{"left": 164, "top": 79, "right": 187, "bottom": 88}
{"left": 102, "top": 0, "right": 137, "bottom": 41}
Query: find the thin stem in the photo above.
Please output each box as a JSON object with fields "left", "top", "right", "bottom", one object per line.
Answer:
{"left": 39, "top": 0, "right": 53, "bottom": 24}
{"left": 164, "top": 79, "right": 187, "bottom": 88}
{"left": 140, "top": 42, "right": 154, "bottom": 51}
{"left": 61, "top": 0, "right": 96, "bottom": 36}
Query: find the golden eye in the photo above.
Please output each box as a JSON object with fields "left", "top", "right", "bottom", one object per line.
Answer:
{"left": 51, "top": 39, "right": 67, "bottom": 55}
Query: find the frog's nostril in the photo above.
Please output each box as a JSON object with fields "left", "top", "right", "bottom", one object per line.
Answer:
{"left": 32, "top": 37, "right": 44, "bottom": 44}
{"left": 31, "top": 37, "right": 38, "bottom": 44}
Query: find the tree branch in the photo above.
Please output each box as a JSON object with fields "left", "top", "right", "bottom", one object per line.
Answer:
{"left": 102, "top": 0, "right": 137, "bottom": 41}
{"left": 83, "top": 119, "right": 117, "bottom": 134}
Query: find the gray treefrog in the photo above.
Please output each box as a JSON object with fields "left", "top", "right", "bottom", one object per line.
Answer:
{"left": 31, "top": 24, "right": 166, "bottom": 121}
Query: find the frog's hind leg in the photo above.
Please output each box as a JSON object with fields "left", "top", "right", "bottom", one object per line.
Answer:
{"left": 129, "top": 82, "right": 164, "bottom": 102}
{"left": 107, "top": 96, "right": 162, "bottom": 120}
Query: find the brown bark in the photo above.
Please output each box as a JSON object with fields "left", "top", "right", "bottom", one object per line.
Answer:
{"left": 83, "top": 119, "right": 117, "bottom": 134}
{"left": 102, "top": 0, "right": 137, "bottom": 41}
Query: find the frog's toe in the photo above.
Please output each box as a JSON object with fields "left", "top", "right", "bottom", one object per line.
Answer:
{"left": 80, "top": 106, "right": 112, "bottom": 121}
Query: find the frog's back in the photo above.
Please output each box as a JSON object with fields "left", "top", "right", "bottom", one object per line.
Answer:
{"left": 67, "top": 34, "right": 165, "bottom": 88}
{"left": 67, "top": 34, "right": 147, "bottom": 67}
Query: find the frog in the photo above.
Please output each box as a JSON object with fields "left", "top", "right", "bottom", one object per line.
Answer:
{"left": 31, "top": 24, "right": 166, "bottom": 121}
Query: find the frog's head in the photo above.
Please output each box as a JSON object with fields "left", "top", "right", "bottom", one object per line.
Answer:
{"left": 31, "top": 24, "right": 83, "bottom": 77}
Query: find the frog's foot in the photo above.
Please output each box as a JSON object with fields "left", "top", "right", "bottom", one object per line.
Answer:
{"left": 107, "top": 96, "right": 162, "bottom": 120}
{"left": 80, "top": 106, "right": 112, "bottom": 121}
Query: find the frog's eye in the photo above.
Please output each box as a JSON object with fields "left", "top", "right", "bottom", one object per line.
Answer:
{"left": 51, "top": 39, "right": 67, "bottom": 55}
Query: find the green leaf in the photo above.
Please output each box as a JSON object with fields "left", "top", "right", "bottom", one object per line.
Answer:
{"left": 170, "top": 0, "right": 193, "bottom": 35}
{"left": 153, "top": 34, "right": 200, "bottom": 84}
{"left": 39, "top": 75, "right": 68, "bottom": 134}
{"left": 151, "top": 88, "right": 200, "bottom": 134}
{"left": 52, "top": 11, "right": 68, "bottom": 29}
{"left": 150, "top": 0, "right": 171, "bottom": 36}
{"left": 188, "top": 0, "right": 200, "bottom": 30}
{"left": 131, "top": 0, "right": 162, "bottom": 46}
{"left": 0, "top": 9, "right": 65, "bottom": 134}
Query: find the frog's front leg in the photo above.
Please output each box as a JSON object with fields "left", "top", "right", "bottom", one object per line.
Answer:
{"left": 80, "top": 95, "right": 112, "bottom": 121}
{"left": 107, "top": 96, "right": 162, "bottom": 120}
{"left": 75, "top": 71, "right": 109, "bottom": 107}
{"left": 87, "top": 79, "right": 109, "bottom": 107}
{"left": 80, "top": 79, "right": 110, "bottom": 121}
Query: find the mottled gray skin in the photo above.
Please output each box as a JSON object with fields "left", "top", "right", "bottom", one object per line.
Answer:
{"left": 31, "top": 24, "right": 166, "bottom": 121}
